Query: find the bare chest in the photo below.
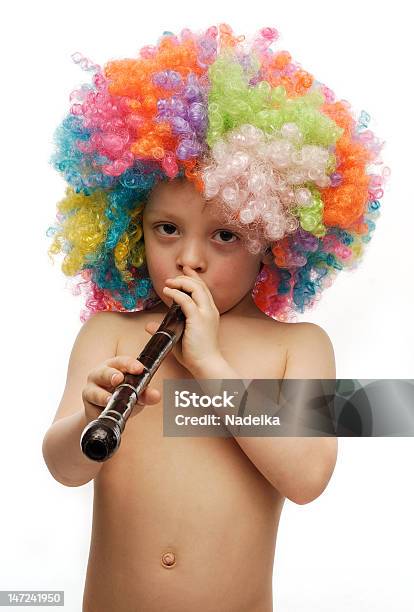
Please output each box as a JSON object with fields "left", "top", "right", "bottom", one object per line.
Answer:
{"left": 116, "top": 312, "right": 288, "bottom": 381}
{"left": 86, "top": 313, "right": 286, "bottom": 611}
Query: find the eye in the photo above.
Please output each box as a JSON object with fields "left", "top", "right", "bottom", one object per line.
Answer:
{"left": 154, "top": 224, "right": 239, "bottom": 244}
{"left": 155, "top": 223, "right": 177, "bottom": 236}
{"left": 214, "top": 230, "right": 239, "bottom": 244}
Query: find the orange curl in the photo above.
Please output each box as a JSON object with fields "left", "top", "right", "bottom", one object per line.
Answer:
{"left": 105, "top": 36, "right": 204, "bottom": 103}
{"left": 320, "top": 100, "right": 374, "bottom": 228}
{"left": 218, "top": 23, "right": 243, "bottom": 49}
{"left": 261, "top": 52, "right": 314, "bottom": 97}
{"left": 294, "top": 70, "right": 314, "bottom": 95}
{"left": 272, "top": 51, "right": 291, "bottom": 70}
{"left": 321, "top": 144, "right": 372, "bottom": 228}
{"left": 182, "top": 160, "right": 204, "bottom": 192}
{"left": 321, "top": 100, "right": 356, "bottom": 138}
{"left": 271, "top": 238, "right": 290, "bottom": 267}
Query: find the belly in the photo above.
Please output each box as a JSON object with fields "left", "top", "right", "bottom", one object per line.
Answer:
{"left": 83, "top": 404, "right": 284, "bottom": 612}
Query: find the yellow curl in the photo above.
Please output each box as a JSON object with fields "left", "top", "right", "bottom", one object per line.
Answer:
{"left": 48, "top": 187, "right": 110, "bottom": 276}
{"left": 113, "top": 205, "right": 146, "bottom": 281}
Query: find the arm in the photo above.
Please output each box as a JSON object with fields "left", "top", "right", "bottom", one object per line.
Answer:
{"left": 42, "top": 410, "right": 102, "bottom": 487}
{"left": 42, "top": 312, "right": 121, "bottom": 487}
{"left": 192, "top": 323, "right": 338, "bottom": 505}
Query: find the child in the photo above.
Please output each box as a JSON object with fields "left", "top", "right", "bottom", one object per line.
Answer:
{"left": 42, "top": 24, "right": 387, "bottom": 611}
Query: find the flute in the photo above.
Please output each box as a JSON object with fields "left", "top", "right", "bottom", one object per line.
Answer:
{"left": 80, "top": 295, "right": 188, "bottom": 462}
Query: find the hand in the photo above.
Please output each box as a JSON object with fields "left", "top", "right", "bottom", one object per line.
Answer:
{"left": 145, "top": 265, "right": 223, "bottom": 375}
{"left": 82, "top": 355, "right": 161, "bottom": 423}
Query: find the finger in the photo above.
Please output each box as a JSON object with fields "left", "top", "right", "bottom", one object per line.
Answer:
{"left": 178, "top": 265, "right": 217, "bottom": 311}
{"left": 105, "top": 355, "right": 144, "bottom": 374}
{"left": 162, "top": 286, "right": 197, "bottom": 318}
{"left": 164, "top": 277, "right": 211, "bottom": 311}
{"left": 145, "top": 321, "right": 160, "bottom": 336}
{"left": 136, "top": 387, "right": 161, "bottom": 406}
{"left": 93, "top": 356, "right": 144, "bottom": 387}
{"left": 83, "top": 382, "right": 112, "bottom": 409}
{"left": 182, "top": 265, "right": 203, "bottom": 280}
{"left": 88, "top": 366, "right": 127, "bottom": 389}
{"left": 168, "top": 270, "right": 204, "bottom": 289}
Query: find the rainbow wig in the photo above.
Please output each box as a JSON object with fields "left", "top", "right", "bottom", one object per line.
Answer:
{"left": 47, "top": 24, "right": 389, "bottom": 322}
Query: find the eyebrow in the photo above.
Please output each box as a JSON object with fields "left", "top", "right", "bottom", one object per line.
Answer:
{"left": 147, "top": 203, "right": 209, "bottom": 218}
{"left": 146, "top": 209, "right": 185, "bottom": 219}
{"left": 146, "top": 208, "right": 234, "bottom": 226}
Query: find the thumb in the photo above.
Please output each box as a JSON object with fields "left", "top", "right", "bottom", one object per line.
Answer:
{"left": 145, "top": 320, "right": 160, "bottom": 336}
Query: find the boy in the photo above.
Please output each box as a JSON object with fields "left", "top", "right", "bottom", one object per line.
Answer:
{"left": 43, "top": 24, "right": 385, "bottom": 610}
{"left": 43, "top": 176, "right": 337, "bottom": 612}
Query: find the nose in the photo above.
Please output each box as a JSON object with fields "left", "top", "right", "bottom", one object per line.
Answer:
{"left": 176, "top": 238, "right": 206, "bottom": 273}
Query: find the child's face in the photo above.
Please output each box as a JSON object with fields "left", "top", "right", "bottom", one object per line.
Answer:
{"left": 143, "top": 178, "right": 270, "bottom": 314}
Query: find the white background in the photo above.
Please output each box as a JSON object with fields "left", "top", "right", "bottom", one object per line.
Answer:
{"left": 1, "top": 0, "right": 413, "bottom": 610}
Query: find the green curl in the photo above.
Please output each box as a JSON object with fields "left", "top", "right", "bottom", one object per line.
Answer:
{"left": 206, "top": 52, "right": 344, "bottom": 147}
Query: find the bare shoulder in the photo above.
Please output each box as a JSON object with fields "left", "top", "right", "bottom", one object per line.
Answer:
{"left": 278, "top": 321, "right": 336, "bottom": 379}
{"left": 115, "top": 306, "right": 167, "bottom": 327}
{"left": 84, "top": 310, "right": 127, "bottom": 337}
{"left": 49, "top": 310, "right": 129, "bottom": 424}
{"left": 114, "top": 306, "right": 167, "bottom": 350}
{"left": 252, "top": 315, "right": 320, "bottom": 345}
{"left": 75, "top": 310, "right": 126, "bottom": 338}
{"left": 279, "top": 321, "right": 333, "bottom": 345}
{"left": 76, "top": 311, "right": 142, "bottom": 359}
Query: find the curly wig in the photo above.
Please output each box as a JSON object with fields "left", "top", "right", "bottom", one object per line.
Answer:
{"left": 46, "top": 24, "right": 388, "bottom": 322}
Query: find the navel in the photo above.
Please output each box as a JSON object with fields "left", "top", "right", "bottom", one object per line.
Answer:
{"left": 161, "top": 551, "right": 176, "bottom": 568}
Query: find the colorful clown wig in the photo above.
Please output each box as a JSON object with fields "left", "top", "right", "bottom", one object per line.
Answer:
{"left": 46, "top": 24, "right": 389, "bottom": 322}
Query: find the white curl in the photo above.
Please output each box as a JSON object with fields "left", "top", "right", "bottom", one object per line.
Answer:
{"left": 201, "top": 122, "right": 333, "bottom": 248}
